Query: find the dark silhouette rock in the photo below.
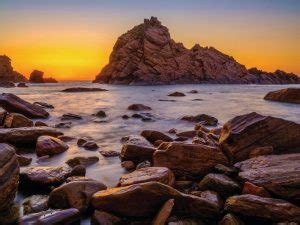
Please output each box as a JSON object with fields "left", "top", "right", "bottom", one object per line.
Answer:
{"left": 168, "top": 92, "right": 186, "bottom": 97}
{"left": 264, "top": 88, "right": 300, "bottom": 104}
{"left": 62, "top": 87, "right": 108, "bottom": 92}
{"left": 0, "top": 81, "right": 15, "bottom": 88}
{"left": 17, "top": 82, "right": 28, "bottom": 87}
{"left": 0, "top": 55, "right": 27, "bottom": 82}
{"left": 29, "top": 70, "right": 58, "bottom": 83}
{"left": 128, "top": 104, "right": 152, "bottom": 111}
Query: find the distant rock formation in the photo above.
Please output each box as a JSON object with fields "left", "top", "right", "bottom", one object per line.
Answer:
{"left": 94, "top": 17, "right": 299, "bottom": 85}
{"left": 0, "top": 55, "right": 27, "bottom": 82}
{"left": 29, "top": 70, "right": 58, "bottom": 83}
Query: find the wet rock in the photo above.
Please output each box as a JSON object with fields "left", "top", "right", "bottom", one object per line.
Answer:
{"left": 0, "top": 93, "right": 49, "bottom": 118}
{"left": 99, "top": 150, "right": 120, "bottom": 157}
{"left": 17, "top": 154, "right": 32, "bottom": 166}
{"left": 121, "top": 135, "right": 152, "bottom": 147}
{"left": 152, "top": 199, "right": 174, "bottom": 225}
{"left": 264, "top": 88, "right": 300, "bottom": 104}
{"left": 121, "top": 160, "right": 136, "bottom": 170}
{"left": 95, "top": 110, "right": 107, "bottom": 117}
{"left": 181, "top": 114, "right": 218, "bottom": 126}
{"left": 20, "top": 166, "right": 73, "bottom": 187}
{"left": 71, "top": 165, "right": 86, "bottom": 177}
{"left": 77, "top": 137, "right": 91, "bottom": 146}
{"left": 36, "top": 135, "right": 69, "bottom": 157}
{"left": 198, "top": 173, "right": 241, "bottom": 198}
{"left": 22, "top": 195, "right": 49, "bottom": 215}
{"left": 82, "top": 141, "right": 99, "bottom": 150}
{"left": 91, "top": 210, "right": 122, "bottom": 225}
{"left": 49, "top": 180, "right": 107, "bottom": 212}
{"left": 242, "top": 181, "right": 270, "bottom": 198}
{"left": 189, "top": 90, "right": 198, "bottom": 94}
{"left": 141, "top": 130, "right": 173, "bottom": 144}
{"left": 122, "top": 115, "right": 130, "bottom": 119}
{"left": 168, "top": 128, "right": 177, "bottom": 134}
{"left": 17, "top": 82, "right": 28, "bottom": 87}
{"left": 34, "top": 121, "right": 48, "bottom": 127}
{"left": 33, "top": 101, "right": 54, "bottom": 109}
{"left": 194, "top": 123, "right": 210, "bottom": 132}
{"left": 132, "top": 113, "right": 155, "bottom": 122}
{"left": 55, "top": 121, "right": 72, "bottom": 128}
{"left": 210, "top": 127, "right": 222, "bottom": 136}
{"left": 168, "top": 92, "right": 185, "bottom": 97}
{"left": 61, "top": 113, "right": 82, "bottom": 120}
{"left": 0, "top": 81, "right": 15, "bottom": 88}
{"left": 235, "top": 153, "right": 300, "bottom": 201}
{"left": 57, "top": 135, "right": 75, "bottom": 142}
{"left": 249, "top": 146, "right": 273, "bottom": 158}
{"left": 176, "top": 130, "right": 197, "bottom": 138}
{"left": 128, "top": 104, "right": 152, "bottom": 111}
{"left": 92, "top": 181, "right": 220, "bottom": 218}
{"left": 174, "top": 136, "right": 188, "bottom": 142}
{"left": 19, "top": 208, "right": 80, "bottom": 225}
{"left": 4, "top": 113, "right": 33, "bottom": 128}
{"left": 66, "top": 156, "right": 99, "bottom": 167}
{"left": 136, "top": 160, "right": 151, "bottom": 169}
{"left": 65, "top": 176, "right": 95, "bottom": 183}
{"left": 219, "top": 112, "right": 300, "bottom": 162}
{"left": 0, "top": 111, "right": 7, "bottom": 126}
{"left": 219, "top": 213, "right": 245, "bottom": 225}
{"left": 118, "top": 167, "right": 175, "bottom": 187}
{"left": 0, "top": 143, "right": 19, "bottom": 211}
{"left": 0, "top": 203, "right": 20, "bottom": 224}
{"left": 120, "top": 144, "right": 156, "bottom": 163}
{"left": 225, "top": 194, "right": 300, "bottom": 222}
{"left": 214, "top": 164, "right": 238, "bottom": 176}
{"left": 192, "top": 98, "right": 204, "bottom": 101}
{"left": 62, "top": 87, "right": 108, "bottom": 92}
{"left": 158, "top": 99, "right": 176, "bottom": 102}
{"left": 153, "top": 143, "right": 229, "bottom": 178}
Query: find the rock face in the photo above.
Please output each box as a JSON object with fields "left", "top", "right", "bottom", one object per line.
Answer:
{"left": 264, "top": 88, "right": 300, "bottom": 104}
{"left": 0, "top": 93, "right": 49, "bottom": 119}
{"left": 92, "top": 181, "right": 220, "bottom": 218}
{"left": 153, "top": 143, "right": 229, "bottom": 178}
{"left": 235, "top": 153, "right": 300, "bottom": 202}
{"left": 0, "top": 144, "right": 19, "bottom": 211}
{"left": 0, "top": 55, "right": 27, "bottom": 82}
{"left": 36, "top": 135, "right": 69, "bottom": 157}
{"left": 219, "top": 112, "right": 300, "bottom": 162}
{"left": 29, "top": 70, "right": 57, "bottom": 83}
{"left": 94, "top": 17, "right": 299, "bottom": 85}
{"left": 225, "top": 194, "right": 300, "bottom": 222}
{"left": 118, "top": 167, "right": 175, "bottom": 187}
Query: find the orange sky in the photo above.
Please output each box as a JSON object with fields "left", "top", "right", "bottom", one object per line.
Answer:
{"left": 1, "top": 1, "right": 299, "bottom": 80}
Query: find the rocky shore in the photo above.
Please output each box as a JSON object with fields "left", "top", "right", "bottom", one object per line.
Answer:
{"left": 0, "top": 89, "right": 299, "bottom": 225}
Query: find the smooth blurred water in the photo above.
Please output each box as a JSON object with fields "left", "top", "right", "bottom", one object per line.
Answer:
{"left": 1, "top": 82, "right": 299, "bottom": 223}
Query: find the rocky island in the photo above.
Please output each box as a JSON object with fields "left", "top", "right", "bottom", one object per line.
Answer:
{"left": 94, "top": 17, "right": 299, "bottom": 85}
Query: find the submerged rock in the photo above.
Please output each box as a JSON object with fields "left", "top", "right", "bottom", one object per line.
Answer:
{"left": 17, "top": 82, "right": 28, "bottom": 87}
{"left": 61, "top": 113, "right": 82, "bottom": 120}
{"left": 99, "top": 150, "right": 120, "bottom": 157}
{"left": 36, "top": 135, "right": 69, "bottom": 157}
{"left": 0, "top": 93, "right": 49, "bottom": 118}
{"left": 0, "top": 81, "right": 15, "bottom": 88}
{"left": 62, "top": 87, "right": 108, "bottom": 92}
{"left": 128, "top": 104, "right": 152, "bottom": 111}
{"left": 168, "top": 92, "right": 186, "bottom": 97}
{"left": 264, "top": 88, "right": 300, "bottom": 104}
{"left": 66, "top": 156, "right": 99, "bottom": 167}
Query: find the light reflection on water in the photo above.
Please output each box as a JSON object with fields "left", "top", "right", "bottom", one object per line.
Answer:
{"left": 2, "top": 82, "right": 299, "bottom": 224}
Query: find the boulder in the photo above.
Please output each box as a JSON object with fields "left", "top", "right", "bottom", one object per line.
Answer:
{"left": 242, "top": 181, "right": 270, "bottom": 198}
{"left": 153, "top": 143, "right": 229, "bottom": 178}
{"left": 0, "top": 143, "right": 19, "bottom": 211}
{"left": 168, "top": 92, "right": 186, "bottom": 97}
{"left": 128, "top": 104, "right": 152, "bottom": 111}
{"left": 219, "top": 213, "right": 245, "bottom": 225}
{"left": 181, "top": 114, "right": 218, "bottom": 126}
{"left": 19, "top": 208, "right": 80, "bottom": 225}
{"left": 95, "top": 110, "right": 107, "bottom": 117}
{"left": 225, "top": 194, "right": 300, "bottom": 222}
{"left": 49, "top": 180, "right": 107, "bottom": 212}
{"left": 22, "top": 195, "right": 49, "bottom": 215}
{"left": 235, "top": 153, "right": 300, "bottom": 202}
{"left": 118, "top": 167, "right": 175, "bottom": 187}
{"left": 264, "top": 88, "right": 300, "bottom": 104}
{"left": 17, "top": 155, "right": 32, "bottom": 166}
{"left": 136, "top": 160, "right": 151, "bottom": 169}
{"left": 0, "top": 93, "right": 49, "bottom": 118}
{"left": 4, "top": 113, "right": 33, "bottom": 128}
{"left": 61, "top": 87, "right": 108, "bottom": 92}
{"left": 34, "top": 121, "right": 48, "bottom": 127}
{"left": 91, "top": 211, "right": 122, "bottom": 225}
{"left": 99, "top": 150, "right": 120, "bottom": 157}
{"left": 152, "top": 199, "right": 174, "bottom": 225}
{"left": 0, "top": 127, "right": 62, "bottom": 146}
{"left": 141, "top": 130, "right": 173, "bottom": 144}
{"left": 61, "top": 113, "right": 82, "bottom": 120}
{"left": 121, "top": 135, "right": 152, "bottom": 147}
{"left": 198, "top": 173, "right": 241, "bottom": 198}
{"left": 219, "top": 112, "right": 300, "bottom": 162}
{"left": 82, "top": 141, "right": 99, "bottom": 150}
{"left": 36, "top": 135, "right": 69, "bottom": 157}
{"left": 176, "top": 130, "right": 198, "bottom": 138}
{"left": 92, "top": 181, "right": 220, "bottom": 218}
{"left": 120, "top": 144, "right": 156, "bottom": 163}
{"left": 17, "top": 82, "right": 28, "bottom": 87}
{"left": 33, "top": 101, "right": 54, "bottom": 109}
{"left": 66, "top": 156, "right": 99, "bottom": 167}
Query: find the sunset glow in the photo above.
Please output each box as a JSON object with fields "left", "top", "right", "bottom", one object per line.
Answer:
{"left": 1, "top": 0, "right": 299, "bottom": 80}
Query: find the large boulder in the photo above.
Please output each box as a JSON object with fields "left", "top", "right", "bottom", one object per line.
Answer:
{"left": 49, "top": 180, "right": 107, "bottom": 212}
{"left": 234, "top": 153, "right": 300, "bottom": 202}
{"left": 0, "top": 144, "right": 19, "bottom": 211}
{"left": 225, "top": 194, "right": 300, "bottom": 222}
{"left": 92, "top": 181, "right": 220, "bottom": 218}
{"left": 118, "top": 167, "right": 175, "bottom": 187}
{"left": 0, "top": 127, "right": 62, "bottom": 146}
{"left": 3, "top": 113, "right": 33, "bottom": 128}
{"left": 219, "top": 112, "right": 300, "bottom": 162}
{"left": 0, "top": 93, "right": 49, "bottom": 118}
{"left": 141, "top": 130, "right": 173, "bottom": 144}
{"left": 153, "top": 143, "right": 229, "bottom": 178}
{"left": 36, "top": 135, "right": 69, "bottom": 157}
{"left": 264, "top": 88, "right": 300, "bottom": 104}
{"left": 120, "top": 144, "right": 156, "bottom": 163}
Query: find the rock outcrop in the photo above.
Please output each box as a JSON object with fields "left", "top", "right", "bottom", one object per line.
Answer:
{"left": 264, "top": 88, "right": 300, "bottom": 104}
{"left": 94, "top": 17, "right": 299, "bottom": 85}
{"left": 29, "top": 70, "right": 57, "bottom": 83}
{"left": 0, "top": 55, "right": 27, "bottom": 82}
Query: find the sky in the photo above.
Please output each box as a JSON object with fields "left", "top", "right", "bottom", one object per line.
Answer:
{"left": 0, "top": 0, "right": 299, "bottom": 80}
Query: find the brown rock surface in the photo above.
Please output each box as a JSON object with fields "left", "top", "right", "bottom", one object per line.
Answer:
{"left": 235, "top": 153, "right": 300, "bottom": 202}
{"left": 91, "top": 211, "right": 121, "bottom": 225}
{"left": 141, "top": 130, "right": 173, "bottom": 143}
{"left": 225, "top": 194, "right": 300, "bottom": 222}
{"left": 36, "top": 135, "right": 69, "bottom": 157}
{"left": 120, "top": 144, "right": 156, "bottom": 163}
{"left": 94, "top": 17, "right": 300, "bottom": 85}
{"left": 152, "top": 199, "right": 174, "bottom": 225}
{"left": 66, "top": 156, "right": 99, "bottom": 167}
{"left": 153, "top": 143, "right": 229, "bottom": 178}
{"left": 118, "top": 167, "right": 175, "bottom": 187}
{"left": 92, "top": 181, "right": 220, "bottom": 218}
{"left": 264, "top": 88, "right": 300, "bottom": 104}
{"left": 0, "top": 143, "right": 19, "bottom": 211}
{"left": 219, "top": 112, "right": 300, "bottom": 162}
{"left": 0, "top": 93, "right": 49, "bottom": 118}
{"left": 219, "top": 213, "right": 245, "bottom": 225}
{"left": 4, "top": 113, "right": 33, "bottom": 128}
